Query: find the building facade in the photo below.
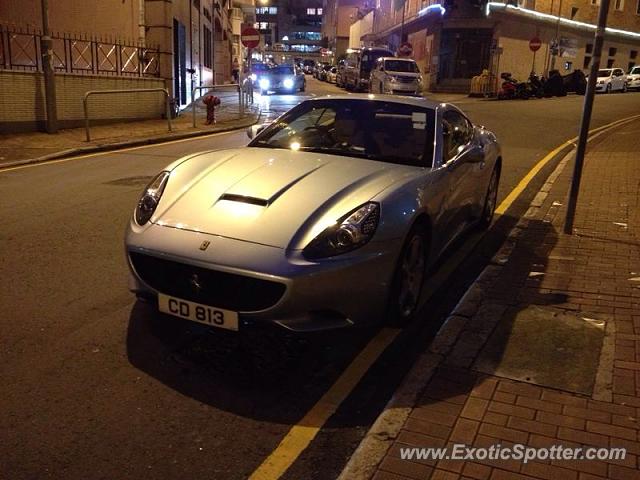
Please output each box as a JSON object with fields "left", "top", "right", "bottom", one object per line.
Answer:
{"left": 322, "top": 0, "right": 362, "bottom": 59}
{"left": 0, "top": 0, "right": 253, "bottom": 132}
{"left": 348, "top": 0, "right": 640, "bottom": 92}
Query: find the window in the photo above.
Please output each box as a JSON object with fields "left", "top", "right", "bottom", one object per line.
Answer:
{"left": 583, "top": 56, "right": 591, "bottom": 69}
{"left": 590, "top": 0, "right": 600, "bottom": 5}
{"left": 637, "top": 0, "right": 640, "bottom": 14}
{"left": 614, "top": 0, "right": 624, "bottom": 9}
{"left": 307, "top": 8, "right": 316, "bottom": 14}
{"left": 318, "top": 8, "right": 323, "bottom": 14}
{"left": 631, "top": 50, "right": 638, "bottom": 59}
{"left": 203, "top": 26, "right": 212, "bottom": 68}
{"left": 609, "top": 47, "right": 617, "bottom": 56}
{"left": 442, "top": 110, "right": 472, "bottom": 163}
{"left": 586, "top": 43, "right": 593, "bottom": 54}
{"left": 607, "top": 58, "right": 615, "bottom": 68}
{"left": 269, "top": 7, "right": 277, "bottom": 14}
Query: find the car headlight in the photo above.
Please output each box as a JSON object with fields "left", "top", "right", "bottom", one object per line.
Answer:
{"left": 250, "top": 73, "right": 257, "bottom": 81}
{"left": 417, "top": 76, "right": 423, "bottom": 84}
{"left": 598, "top": 80, "right": 605, "bottom": 84}
{"left": 283, "top": 77, "right": 294, "bottom": 88}
{"left": 303, "top": 203, "right": 380, "bottom": 259}
{"left": 135, "top": 171, "right": 170, "bottom": 226}
{"left": 259, "top": 78, "right": 270, "bottom": 90}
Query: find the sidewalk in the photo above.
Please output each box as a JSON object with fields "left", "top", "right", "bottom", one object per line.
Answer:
{"left": 344, "top": 120, "right": 640, "bottom": 480}
{"left": 0, "top": 101, "right": 259, "bottom": 168}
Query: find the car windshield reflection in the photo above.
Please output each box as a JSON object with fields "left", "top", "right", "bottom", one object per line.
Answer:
{"left": 249, "top": 99, "right": 435, "bottom": 168}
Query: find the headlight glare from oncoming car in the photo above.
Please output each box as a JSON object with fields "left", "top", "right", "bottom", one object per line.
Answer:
{"left": 135, "top": 171, "right": 170, "bottom": 226}
{"left": 303, "top": 203, "right": 380, "bottom": 259}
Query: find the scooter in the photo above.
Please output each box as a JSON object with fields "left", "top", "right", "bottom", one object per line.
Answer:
{"left": 527, "top": 73, "right": 546, "bottom": 99}
{"left": 498, "top": 72, "right": 530, "bottom": 100}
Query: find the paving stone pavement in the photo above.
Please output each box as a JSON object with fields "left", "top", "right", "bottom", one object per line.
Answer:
{"left": 369, "top": 120, "right": 640, "bottom": 480}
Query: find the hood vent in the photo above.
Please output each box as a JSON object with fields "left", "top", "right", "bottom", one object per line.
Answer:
{"left": 219, "top": 194, "right": 269, "bottom": 207}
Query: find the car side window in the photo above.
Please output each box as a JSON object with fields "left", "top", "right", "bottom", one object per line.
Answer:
{"left": 442, "top": 110, "right": 472, "bottom": 163}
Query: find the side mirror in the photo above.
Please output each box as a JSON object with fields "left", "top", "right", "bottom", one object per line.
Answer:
{"left": 247, "top": 123, "right": 269, "bottom": 139}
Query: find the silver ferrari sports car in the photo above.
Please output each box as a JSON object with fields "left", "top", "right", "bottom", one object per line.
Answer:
{"left": 125, "top": 95, "right": 501, "bottom": 332}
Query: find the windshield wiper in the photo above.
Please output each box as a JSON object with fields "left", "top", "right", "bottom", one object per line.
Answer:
{"left": 251, "top": 141, "right": 287, "bottom": 150}
{"left": 297, "top": 146, "right": 375, "bottom": 159}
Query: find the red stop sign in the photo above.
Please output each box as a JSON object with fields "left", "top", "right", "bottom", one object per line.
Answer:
{"left": 241, "top": 27, "right": 260, "bottom": 49}
{"left": 529, "top": 37, "right": 542, "bottom": 52}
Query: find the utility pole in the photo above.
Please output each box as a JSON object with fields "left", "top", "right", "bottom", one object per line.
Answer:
{"left": 564, "top": 0, "right": 610, "bottom": 234}
{"left": 550, "top": 0, "right": 563, "bottom": 72}
{"left": 40, "top": 0, "right": 58, "bottom": 133}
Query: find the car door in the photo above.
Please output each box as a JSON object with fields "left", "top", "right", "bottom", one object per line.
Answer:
{"left": 439, "top": 109, "right": 485, "bottom": 245}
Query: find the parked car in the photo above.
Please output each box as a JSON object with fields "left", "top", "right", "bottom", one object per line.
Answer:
{"left": 319, "top": 64, "right": 333, "bottom": 82}
{"left": 327, "top": 66, "right": 338, "bottom": 84}
{"left": 594, "top": 68, "right": 627, "bottom": 93}
{"left": 257, "top": 64, "right": 305, "bottom": 94}
{"left": 369, "top": 57, "right": 423, "bottom": 96}
{"left": 125, "top": 96, "right": 501, "bottom": 331}
{"left": 627, "top": 65, "right": 640, "bottom": 90}
{"left": 343, "top": 47, "right": 395, "bottom": 91}
{"left": 314, "top": 62, "right": 329, "bottom": 79}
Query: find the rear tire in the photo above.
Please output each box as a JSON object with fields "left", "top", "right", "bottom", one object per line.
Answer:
{"left": 387, "top": 224, "right": 429, "bottom": 326}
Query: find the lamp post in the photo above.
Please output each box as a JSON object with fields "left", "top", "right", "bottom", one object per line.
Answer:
{"left": 40, "top": 0, "right": 58, "bottom": 133}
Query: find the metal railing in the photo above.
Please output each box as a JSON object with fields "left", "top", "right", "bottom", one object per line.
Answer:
{"left": 83, "top": 88, "right": 171, "bottom": 141}
{"left": 0, "top": 24, "right": 160, "bottom": 77}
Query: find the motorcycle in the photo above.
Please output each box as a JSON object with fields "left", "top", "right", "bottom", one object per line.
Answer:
{"left": 498, "top": 72, "right": 530, "bottom": 100}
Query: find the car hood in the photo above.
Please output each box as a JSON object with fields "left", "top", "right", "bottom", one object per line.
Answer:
{"left": 153, "top": 148, "right": 415, "bottom": 249}
{"left": 388, "top": 71, "right": 421, "bottom": 78}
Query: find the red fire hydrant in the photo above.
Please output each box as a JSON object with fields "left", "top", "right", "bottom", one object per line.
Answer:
{"left": 203, "top": 95, "right": 221, "bottom": 125}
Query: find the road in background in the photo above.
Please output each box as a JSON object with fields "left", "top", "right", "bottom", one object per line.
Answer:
{"left": 2, "top": 77, "right": 640, "bottom": 479}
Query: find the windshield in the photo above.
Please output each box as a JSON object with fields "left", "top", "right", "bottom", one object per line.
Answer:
{"left": 361, "top": 50, "right": 393, "bottom": 72}
{"left": 384, "top": 60, "right": 420, "bottom": 73}
{"left": 273, "top": 65, "right": 295, "bottom": 74}
{"left": 597, "top": 69, "right": 612, "bottom": 77}
{"left": 631, "top": 67, "right": 640, "bottom": 74}
{"left": 253, "top": 64, "right": 270, "bottom": 73}
{"left": 249, "top": 99, "right": 435, "bottom": 168}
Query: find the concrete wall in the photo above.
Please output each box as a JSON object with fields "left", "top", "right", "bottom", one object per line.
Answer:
{"left": 0, "top": 71, "right": 165, "bottom": 133}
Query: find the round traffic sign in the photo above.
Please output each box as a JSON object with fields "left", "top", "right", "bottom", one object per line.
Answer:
{"left": 241, "top": 27, "right": 260, "bottom": 49}
{"left": 529, "top": 37, "right": 542, "bottom": 52}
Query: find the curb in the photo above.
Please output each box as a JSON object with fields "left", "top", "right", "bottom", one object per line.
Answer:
{"left": 337, "top": 117, "right": 637, "bottom": 480}
{"left": 0, "top": 114, "right": 260, "bottom": 170}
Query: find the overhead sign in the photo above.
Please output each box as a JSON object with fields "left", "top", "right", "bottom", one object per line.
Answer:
{"left": 241, "top": 27, "right": 260, "bottom": 49}
{"left": 529, "top": 37, "right": 542, "bottom": 52}
{"left": 398, "top": 42, "right": 413, "bottom": 57}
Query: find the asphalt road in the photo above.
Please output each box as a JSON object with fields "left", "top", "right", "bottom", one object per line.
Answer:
{"left": 2, "top": 78, "right": 640, "bottom": 480}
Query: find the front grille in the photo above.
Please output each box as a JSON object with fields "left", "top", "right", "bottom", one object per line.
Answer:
{"left": 130, "top": 252, "right": 286, "bottom": 312}
{"left": 396, "top": 76, "right": 417, "bottom": 84}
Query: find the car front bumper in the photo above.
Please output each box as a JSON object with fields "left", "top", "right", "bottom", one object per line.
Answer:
{"left": 125, "top": 222, "right": 401, "bottom": 332}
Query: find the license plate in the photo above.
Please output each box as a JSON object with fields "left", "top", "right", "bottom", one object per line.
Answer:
{"left": 158, "top": 294, "right": 239, "bottom": 331}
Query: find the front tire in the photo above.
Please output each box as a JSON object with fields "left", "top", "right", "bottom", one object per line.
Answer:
{"left": 387, "top": 225, "right": 429, "bottom": 326}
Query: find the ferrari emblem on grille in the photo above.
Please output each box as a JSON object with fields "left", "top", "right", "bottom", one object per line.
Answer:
{"left": 189, "top": 274, "right": 203, "bottom": 293}
{"left": 199, "top": 240, "right": 210, "bottom": 251}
